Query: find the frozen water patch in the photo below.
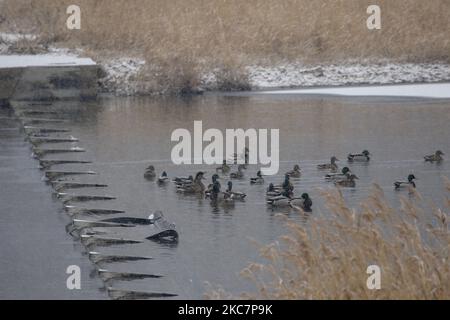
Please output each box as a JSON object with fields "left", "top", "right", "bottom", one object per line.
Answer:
{"left": 258, "top": 83, "right": 450, "bottom": 99}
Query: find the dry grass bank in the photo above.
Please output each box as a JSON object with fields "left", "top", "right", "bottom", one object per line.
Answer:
{"left": 1, "top": 0, "right": 450, "bottom": 92}
{"left": 206, "top": 181, "right": 450, "bottom": 300}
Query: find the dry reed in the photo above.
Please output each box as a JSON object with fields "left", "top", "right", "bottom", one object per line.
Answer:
{"left": 206, "top": 180, "right": 450, "bottom": 300}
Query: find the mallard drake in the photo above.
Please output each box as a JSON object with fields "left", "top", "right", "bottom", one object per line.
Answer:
{"left": 266, "top": 195, "right": 291, "bottom": 207}
{"left": 317, "top": 156, "right": 339, "bottom": 171}
{"left": 335, "top": 174, "right": 359, "bottom": 188}
{"left": 424, "top": 150, "right": 444, "bottom": 163}
{"left": 205, "top": 174, "right": 221, "bottom": 198}
{"left": 225, "top": 181, "right": 247, "bottom": 200}
{"left": 286, "top": 165, "right": 301, "bottom": 178}
{"left": 280, "top": 174, "right": 294, "bottom": 195}
{"left": 158, "top": 171, "right": 169, "bottom": 183}
{"left": 290, "top": 193, "right": 313, "bottom": 213}
{"left": 348, "top": 150, "right": 371, "bottom": 162}
{"left": 325, "top": 167, "right": 351, "bottom": 181}
{"left": 250, "top": 171, "right": 264, "bottom": 184}
{"left": 230, "top": 164, "right": 246, "bottom": 179}
{"left": 216, "top": 160, "right": 231, "bottom": 174}
{"left": 176, "top": 172, "right": 206, "bottom": 194}
{"left": 394, "top": 174, "right": 417, "bottom": 190}
{"left": 144, "top": 166, "right": 156, "bottom": 179}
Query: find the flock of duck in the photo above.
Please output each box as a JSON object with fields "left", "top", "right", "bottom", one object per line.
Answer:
{"left": 144, "top": 148, "right": 445, "bottom": 213}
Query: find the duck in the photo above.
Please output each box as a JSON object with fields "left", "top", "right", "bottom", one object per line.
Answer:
{"left": 348, "top": 150, "right": 371, "bottom": 162}
{"left": 424, "top": 150, "right": 444, "bottom": 163}
{"left": 205, "top": 174, "right": 221, "bottom": 198}
{"left": 317, "top": 156, "right": 339, "bottom": 172}
{"left": 394, "top": 174, "right": 417, "bottom": 190}
{"left": 230, "top": 164, "right": 246, "bottom": 179}
{"left": 266, "top": 183, "right": 282, "bottom": 198}
{"left": 216, "top": 160, "right": 231, "bottom": 174}
{"left": 290, "top": 193, "right": 313, "bottom": 213}
{"left": 325, "top": 167, "right": 351, "bottom": 181}
{"left": 157, "top": 171, "right": 169, "bottom": 183}
{"left": 286, "top": 165, "right": 301, "bottom": 178}
{"left": 173, "top": 175, "right": 193, "bottom": 186}
{"left": 144, "top": 165, "right": 156, "bottom": 179}
{"left": 266, "top": 194, "right": 292, "bottom": 207}
{"left": 225, "top": 181, "right": 246, "bottom": 200}
{"left": 250, "top": 171, "right": 264, "bottom": 184}
{"left": 335, "top": 174, "right": 359, "bottom": 188}
{"left": 176, "top": 172, "right": 206, "bottom": 194}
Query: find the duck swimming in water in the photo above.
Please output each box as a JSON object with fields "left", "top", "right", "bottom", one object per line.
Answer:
{"left": 286, "top": 165, "right": 301, "bottom": 178}
{"left": 290, "top": 193, "right": 313, "bottom": 213}
{"left": 394, "top": 174, "right": 417, "bottom": 190}
{"left": 144, "top": 166, "right": 156, "bottom": 179}
{"left": 225, "top": 181, "right": 247, "bottom": 200}
{"left": 325, "top": 167, "right": 351, "bottom": 181}
{"left": 317, "top": 156, "right": 339, "bottom": 172}
{"left": 173, "top": 175, "right": 193, "bottom": 186}
{"left": 176, "top": 172, "right": 206, "bottom": 194}
{"left": 335, "top": 174, "right": 359, "bottom": 188}
{"left": 216, "top": 160, "right": 231, "bottom": 174}
{"left": 250, "top": 171, "right": 264, "bottom": 184}
{"left": 158, "top": 171, "right": 169, "bottom": 183}
{"left": 266, "top": 183, "right": 282, "bottom": 198}
{"left": 205, "top": 174, "right": 221, "bottom": 198}
{"left": 230, "top": 164, "right": 246, "bottom": 179}
{"left": 424, "top": 150, "right": 444, "bottom": 163}
{"left": 348, "top": 150, "right": 371, "bottom": 162}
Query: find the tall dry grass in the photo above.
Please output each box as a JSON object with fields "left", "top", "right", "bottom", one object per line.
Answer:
{"left": 206, "top": 180, "right": 450, "bottom": 300}
{"left": 1, "top": 0, "right": 450, "bottom": 92}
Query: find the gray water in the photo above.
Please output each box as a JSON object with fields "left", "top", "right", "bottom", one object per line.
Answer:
{"left": 1, "top": 93, "right": 450, "bottom": 299}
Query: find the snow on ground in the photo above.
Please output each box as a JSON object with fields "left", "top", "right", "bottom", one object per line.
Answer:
{"left": 245, "top": 62, "right": 450, "bottom": 89}
{"left": 97, "top": 58, "right": 146, "bottom": 96}
{"left": 258, "top": 83, "right": 450, "bottom": 99}
{"left": 0, "top": 54, "right": 96, "bottom": 68}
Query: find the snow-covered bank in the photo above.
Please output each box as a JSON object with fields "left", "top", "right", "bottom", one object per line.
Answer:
{"left": 245, "top": 62, "right": 450, "bottom": 90}
{"left": 0, "top": 54, "right": 96, "bottom": 68}
{"left": 258, "top": 83, "right": 450, "bottom": 99}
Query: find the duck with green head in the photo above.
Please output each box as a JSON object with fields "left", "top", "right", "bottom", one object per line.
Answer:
{"left": 394, "top": 174, "right": 417, "bottom": 190}
{"left": 290, "top": 193, "right": 313, "bottom": 213}
{"left": 205, "top": 174, "right": 221, "bottom": 198}
{"left": 317, "top": 156, "right": 339, "bottom": 172}
{"left": 325, "top": 167, "right": 351, "bottom": 181}
{"left": 348, "top": 150, "right": 371, "bottom": 162}
{"left": 225, "top": 181, "right": 247, "bottom": 200}
{"left": 424, "top": 150, "right": 444, "bottom": 163}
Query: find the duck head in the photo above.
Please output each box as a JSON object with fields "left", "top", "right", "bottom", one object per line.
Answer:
{"left": 268, "top": 183, "right": 275, "bottom": 191}
{"left": 436, "top": 150, "right": 445, "bottom": 156}
{"left": 294, "top": 165, "right": 300, "bottom": 171}
{"left": 257, "top": 170, "right": 262, "bottom": 177}
{"left": 331, "top": 156, "right": 339, "bottom": 163}
{"left": 147, "top": 165, "right": 155, "bottom": 171}
{"left": 195, "top": 172, "right": 206, "bottom": 181}
{"left": 408, "top": 174, "right": 417, "bottom": 182}
{"left": 362, "top": 150, "right": 370, "bottom": 157}
{"left": 212, "top": 174, "right": 219, "bottom": 182}
{"left": 301, "top": 193, "right": 310, "bottom": 200}
{"left": 227, "top": 181, "right": 233, "bottom": 191}
{"left": 161, "top": 171, "right": 168, "bottom": 177}
{"left": 342, "top": 167, "right": 350, "bottom": 174}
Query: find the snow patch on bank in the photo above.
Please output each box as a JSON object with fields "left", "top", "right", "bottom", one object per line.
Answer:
{"left": 97, "top": 58, "right": 146, "bottom": 96}
{"left": 246, "top": 62, "right": 450, "bottom": 89}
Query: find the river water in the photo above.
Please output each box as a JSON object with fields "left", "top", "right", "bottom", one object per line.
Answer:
{"left": 1, "top": 92, "right": 450, "bottom": 299}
